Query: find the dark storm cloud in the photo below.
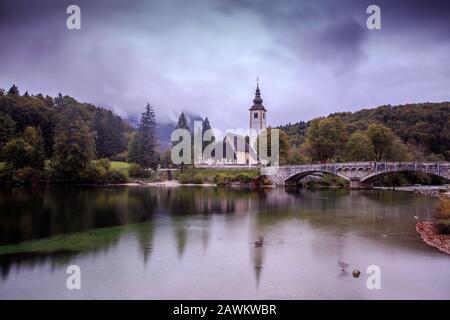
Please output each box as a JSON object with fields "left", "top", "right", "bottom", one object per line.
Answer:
{"left": 0, "top": 0, "right": 449, "bottom": 129}
{"left": 316, "top": 18, "right": 366, "bottom": 63}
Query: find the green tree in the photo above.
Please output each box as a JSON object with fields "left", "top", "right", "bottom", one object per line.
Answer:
{"left": 345, "top": 131, "right": 375, "bottom": 161}
{"left": 23, "top": 126, "right": 46, "bottom": 170}
{"left": 3, "top": 138, "right": 32, "bottom": 169}
{"left": 366, "top": 123, "right": 395, "bottom": 161}
{"left": 365, "top": 123, "right": 414, "bottom": 161}
{"left": 255, "top": 128, "right": 290, "bottom": 164}
{"left": 51, "top": 107, "right": 95, "bottom": 182}
{"left": 0, "top": 92, "right": 56, "bottom": 157}
{"left": 128, "top": 103, "right": 158, "bottom": 168}
{"left": 387, "top": 136, "right": 414, "bottom": 161}
{"left": 93, "top": 108, "right": 128, "bottom": 158}
{"left": 0, "top": 112, "right": 16, "bottom": 152}
{"left": 159, "top": 148, "right": 173, "bottom": 168}
{"left": 286, "top": 147, "right": 307, "bottom": 164}
{"left": 304, "top": 117, "right": 348, "bottom": 162}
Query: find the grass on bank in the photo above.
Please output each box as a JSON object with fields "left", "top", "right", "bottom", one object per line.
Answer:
{"left": 109, "top": 161, "right": 131, "bottom": 175}
{"left": 92, "top": 160, "right": 131, "bottom": 176}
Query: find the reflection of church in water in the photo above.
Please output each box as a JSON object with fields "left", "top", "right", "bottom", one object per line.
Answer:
{"left": 203, "top": 81, "right": 268, "bottom": 166}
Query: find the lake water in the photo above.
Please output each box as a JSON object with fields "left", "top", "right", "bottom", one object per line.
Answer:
{"left": 0, "top": 186, "right": 449, "bottom": 299}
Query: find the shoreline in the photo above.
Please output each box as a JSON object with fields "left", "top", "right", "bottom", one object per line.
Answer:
{"left": 121, "top": 181, "right": 450, "bottom": 193}
{"left": 416, "top": 222, "right": 450, "bottom": 255}
{"left": 120, "top": 180, "right": 261, "bottom": 187}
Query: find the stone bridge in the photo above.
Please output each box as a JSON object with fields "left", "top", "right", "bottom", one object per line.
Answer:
{"left": 262, "top": 162, "right": 450, "bottom": 188}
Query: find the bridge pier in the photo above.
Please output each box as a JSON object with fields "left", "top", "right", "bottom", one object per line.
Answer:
{"left": 349, "top": 178, "right": 373, "bottom": 189}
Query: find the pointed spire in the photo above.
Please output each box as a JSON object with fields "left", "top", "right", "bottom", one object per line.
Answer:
{"left": 251, "top": 77, "right": 264, "bottom": 108}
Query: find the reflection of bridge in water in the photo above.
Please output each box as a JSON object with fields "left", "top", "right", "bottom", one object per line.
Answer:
{"left": 263, "top": 162, "right": 450, "bottom": 188}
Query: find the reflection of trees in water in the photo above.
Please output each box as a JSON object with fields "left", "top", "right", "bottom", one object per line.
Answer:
{"left": 248, "top": 218, "right": 269, "bottom": 288}
{"left": 252, "top": 246, "right": 264, "bottom": 288}
{"left": 255, "top": 188, "right": 416, "bottom": 227}
{"left": 0, "top": 251, "right": 72, "bottom": 280}
{"left": 130, "top": 222, "right": 154, "bottom": 265}
{"left": 0, "top": 186, "right": 436, "bottom": 279}
{"left": 253, "top": 188, "right": 437, "bottom": 254}
{"left": 0, "top": 223, "right": 127, "bottom": 279}
{"left": 0, "top": 221, "right": 158, "bottom": 278}
{"left": 360, "top": 189, "right": 437, "bottom": 208}
{"left": 0, "top": 186, "right": 282, "bottom": 246}
{"left": 162, "top": 187, "right": 265, "bottom": 216}
{"left": 174, "top": 225, "right": 188, "bottom": 258}
{"left": 170, "top": 214, "right": 213, "bottom": 259}
{"left": 0, "top": 187, "right": 161, "bottom": 245}
{"left": 201, "top": 220, "right": 210, "bottom": 252}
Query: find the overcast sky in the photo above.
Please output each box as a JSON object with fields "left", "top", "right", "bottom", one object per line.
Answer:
{"left": 0, "top": 0, "right": 449, "bottom": 130}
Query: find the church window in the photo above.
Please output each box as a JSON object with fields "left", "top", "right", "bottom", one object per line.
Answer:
{"left": 254, "top": 112, "right": 258, "bottom": 119}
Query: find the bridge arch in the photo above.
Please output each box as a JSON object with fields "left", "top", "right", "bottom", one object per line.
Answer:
{"left": 285, "top": 170, "right": 351, "bottom": 183}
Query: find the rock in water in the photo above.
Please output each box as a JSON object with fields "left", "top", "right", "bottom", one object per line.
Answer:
{"left": 338, "top": 261, "right": 349, "bottom": 271}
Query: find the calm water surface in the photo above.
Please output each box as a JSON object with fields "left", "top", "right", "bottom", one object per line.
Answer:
{"left": 0, "top": 186, "right": 448, "bottom": 299}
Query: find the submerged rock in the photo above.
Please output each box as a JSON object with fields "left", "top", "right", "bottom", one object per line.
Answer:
{"left": 254, "top": 236, "right": 264, "bottom": 248}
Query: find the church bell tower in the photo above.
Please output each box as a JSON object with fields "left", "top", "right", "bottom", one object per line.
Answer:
{"left": 249, "top": 78, "right": 267, "bottom": 135}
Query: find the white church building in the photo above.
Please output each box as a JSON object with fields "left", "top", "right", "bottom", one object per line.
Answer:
{"left": 199, "top": 82, "right": 268, "bottom": 166}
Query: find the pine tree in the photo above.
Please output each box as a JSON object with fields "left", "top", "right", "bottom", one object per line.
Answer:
{"left": 93, "top": 109, "right": 127, "bottom": 158}
{"left": 176, "top": 112, "right": 190, "bottom": 132}
{"left": 172, "top": 112, "right": 191, "bottom": 169}
{"left": 128, "top": 103, "right": 158, "bottom": 168}
{"left": 52, "top": 107, "right": 95, "bottom": 182}
{"left": 202, "top": 117, "right": 212, "bottom": 149}
{"left": 202, "top": 117, "right": 214, "bottom": 160}
{"left": 7, "top": 84, "right": 19, "bottom": 96}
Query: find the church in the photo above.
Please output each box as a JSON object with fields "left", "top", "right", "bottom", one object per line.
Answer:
{"left": 201, "top": 81, "right": 268, "bottom": 166}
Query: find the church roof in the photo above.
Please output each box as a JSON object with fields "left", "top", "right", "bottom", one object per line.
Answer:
{"left": 249, "top": 84, "right": 267, "bottom": 111}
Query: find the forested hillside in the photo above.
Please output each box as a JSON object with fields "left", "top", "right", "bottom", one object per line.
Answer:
{"left": 0, "top": 85, "right": 132, "bottom": 159}
{"left": 0, "top": 85, "right": 134, "bottom": 184}
{"left": 278, "top": 102, "right": 450, "bottom": 162}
